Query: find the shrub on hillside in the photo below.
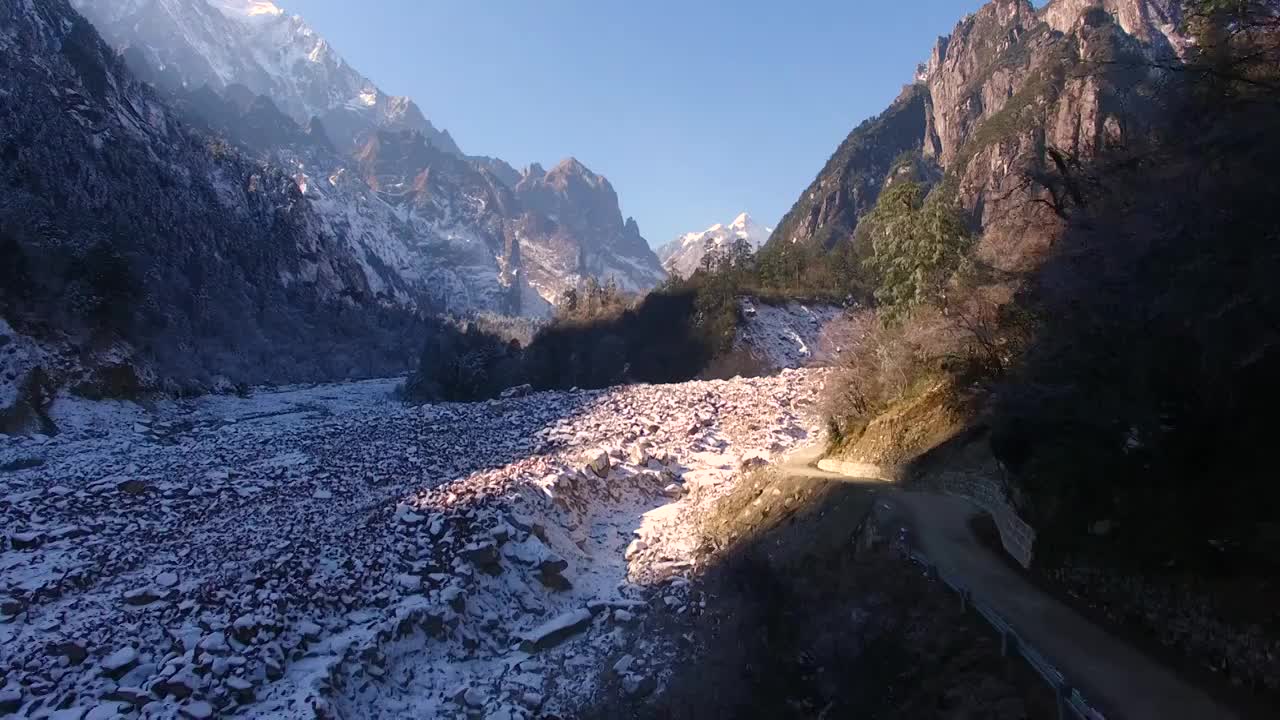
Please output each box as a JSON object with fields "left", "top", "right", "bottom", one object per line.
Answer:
{"left": 858, "top": 179, "right": 973, "bottom": 320}
{"left": 401, "top": 319, "right": 521, "bottom": 402}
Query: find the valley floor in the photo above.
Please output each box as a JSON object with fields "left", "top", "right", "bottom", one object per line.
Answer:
{"left": 0, "top": 371, "right": 827, "bottom": 719}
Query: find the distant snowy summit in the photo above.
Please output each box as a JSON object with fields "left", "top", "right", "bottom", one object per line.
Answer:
{"left": 72, "top": 0, "right": 462, "bottom": 155}
{"left": 659, "top": 213, "right": 773, "bottom": 278}
{"left": 207, "top": 0, "right": 284, "bottom": 20}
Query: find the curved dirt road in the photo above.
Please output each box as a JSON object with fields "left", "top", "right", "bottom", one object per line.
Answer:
{"left": 781, "top": 446, "right": 1237, "bottom": 720}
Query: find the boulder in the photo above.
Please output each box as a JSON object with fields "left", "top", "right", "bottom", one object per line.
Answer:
{"left": 85, "top": 702, "right": 127, "bottom": 720}
{"left": 499, "top": 384, "right": 533, "bottom": 399}
{"left": 10, "top": 531, "right": 43, "bottom": 550}
{"left": 153, "top": 667, "right": 198, "bottom": 700}
{"left": 49, "top": 640, "right": 88, "bottom": 665}
{"left": 180, "top": 700, "right": 214, "bottom": 719}
{"left": 583, "top": 449, "right": 611, "bottom": 478}
{"left": 518, "top": 609, "right": 593, "bottom": 651}
{"left": 395, "top": 505, "right": 425, "bottom": 525}
{"left": 101, "top": 646, "right": 139, "bottom": 679}
{"left": 0, "top": 687, "right": 20, "bottom": 714}
{"left": 461, "top": 541, "right": 500, "bottom": 569}
{"left": 612, "top": 654, "right": 635, "bottom": 675}
{"left": 624, "top": 539, "right": 647, "bottom": 560}
{"left": 122, "top": 587, "right": 162, "bottom": 606}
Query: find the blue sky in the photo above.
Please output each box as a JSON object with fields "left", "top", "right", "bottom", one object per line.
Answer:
{"left": 285, "top": 0, "right": 990, "bottom": 246}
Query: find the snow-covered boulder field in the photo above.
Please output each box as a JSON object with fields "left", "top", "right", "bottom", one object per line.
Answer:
{"left": 0, "top": 370, "right": 827, "bottom": 718}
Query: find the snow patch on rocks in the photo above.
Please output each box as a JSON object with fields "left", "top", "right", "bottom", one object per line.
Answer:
{"left": 0, "top": 369, "right": 826, "bottom": 718}
{"left": 734, "top": 300, "right": 850, "bottom": 370}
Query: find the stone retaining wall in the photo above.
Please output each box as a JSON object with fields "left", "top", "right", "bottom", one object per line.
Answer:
{"left": 935, "top": 471, "right": 1036, "bottom": 568}
{"left": 819, "top": 450, "right": 1037, "bottom": 568}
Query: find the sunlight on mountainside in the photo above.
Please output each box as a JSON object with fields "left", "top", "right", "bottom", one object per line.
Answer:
{"left": 2, "top": 0, "right": 1277, "bottom": 717}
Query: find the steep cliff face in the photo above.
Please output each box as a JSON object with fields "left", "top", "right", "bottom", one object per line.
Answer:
{"left": 351, "top": 130, "right": 526, "bottom": 314}
{"left": 769, "top": 85, "right": 930, "bottom": 250}
{"left": 933, "top": 0, "right": 1176, "bottom": 269}
{"left": 770, "top": 0, "right": 1185, "bottom": 265}
{"left": 1041, "top": 0, "right": 1185, "bottom": 53}
{"left": 513, "top": 159, "right": 666, "bottom": 304}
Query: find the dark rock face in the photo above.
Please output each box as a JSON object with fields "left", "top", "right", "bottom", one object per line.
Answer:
{"left": 170, "top": 83, "right": 335, "bottom": 157}
{"left": 513, "top": 159, "right": 665, "bottom": 301}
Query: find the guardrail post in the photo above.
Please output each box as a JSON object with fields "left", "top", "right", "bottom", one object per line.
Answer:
{"left": 1002, "top": 631, "right": 1019, "bottom": 658}
{"left": 901, "top": 547, "right": 1094, "bottom": 719}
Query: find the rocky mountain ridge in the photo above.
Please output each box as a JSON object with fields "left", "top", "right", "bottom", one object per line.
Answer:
{"left": 0, "top": 0, "right": 433, "bottom": 422}
{"left": 769, "top": 0, "right": 1185, "bottom": 264}
{"left": 512, "top": 159, "right": 666, "bottom": 302}
{"left": 70, "top": 0, "right": 667, "bottom": 316}
{"left": 69, "top": 0, "right": 462, "bottom": 156}
{"left": 658, "top": 212, "right": 772, "bottom": 279}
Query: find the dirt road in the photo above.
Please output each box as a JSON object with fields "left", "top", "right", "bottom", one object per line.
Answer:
{"left": 784, "top": 446, "right": 1237, "bottom": 720}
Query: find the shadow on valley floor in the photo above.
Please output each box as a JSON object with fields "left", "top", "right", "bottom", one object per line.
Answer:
{"left": 966, "top": 513, "right": 1279, "bottom": 720}
{"left": 582, "top": 467, "right": 1058, "bottom": 720}
{"left": 401, "top": 287, "right": 776, "bottom": 404}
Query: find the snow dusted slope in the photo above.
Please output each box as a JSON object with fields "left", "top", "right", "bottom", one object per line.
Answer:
{"left": 734, "top": 299, "right": 849, "bottom": 369}
{"left": 0, "top": 370, "right": 825, "bottom": 718}
{"left": 71, "top": 0, "right": 462, "bottom": 155}
{"left": 0, "top": 0, "right": 430, "bottom": 404}
{"left": 658, "top": 213, "right": 772, "bottom": 278}
{"left": 70, "top": 0, "right": 664, "bottom": 317}
{"left": 513, "top": 160, "right": 667, "bottom": 305}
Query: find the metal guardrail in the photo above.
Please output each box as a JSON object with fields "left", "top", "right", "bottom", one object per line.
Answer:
{"left": 906, "top": 550, "right": 1108, "bottom": 720}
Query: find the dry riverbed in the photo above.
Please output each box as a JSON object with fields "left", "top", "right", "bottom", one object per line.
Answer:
{"left": 0, "top": 370, "right": 826, "bottom": 719}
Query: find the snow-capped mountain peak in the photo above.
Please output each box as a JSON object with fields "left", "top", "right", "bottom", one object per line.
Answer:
{"left": 208, "top": 0, "right": 284, "bottom": 21}
{"left": 66, "top": 0, "right": 666, "bottom": 317}
{"left": 660, "top": 212, "right": 773, "bottom": 278}
{"left": 71, "top": 0, "right": 462, "bottom": 155}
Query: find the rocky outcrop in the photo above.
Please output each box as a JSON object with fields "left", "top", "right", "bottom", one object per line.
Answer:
{"left": 512, "top": 159, "right": 666, "bottom": 303}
